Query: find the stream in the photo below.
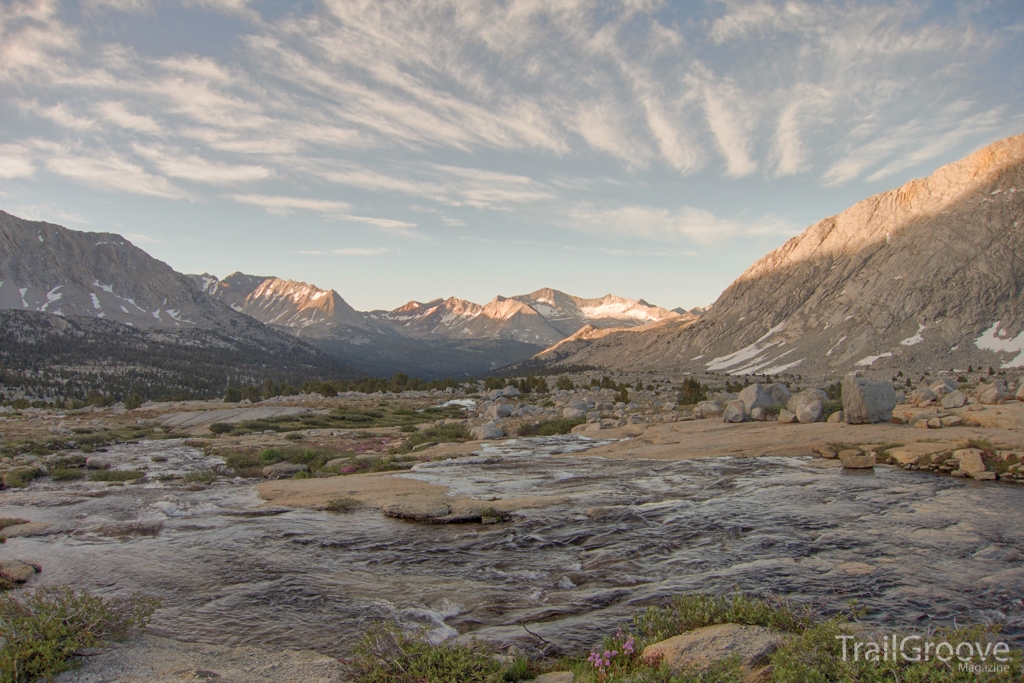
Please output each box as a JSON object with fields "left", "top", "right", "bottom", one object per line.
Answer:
{"left": 3, "top": 436, "right": 1024, "bottom": 657}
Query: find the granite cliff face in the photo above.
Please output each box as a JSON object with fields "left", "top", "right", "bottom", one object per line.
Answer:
{"left": 530, "top": 133, "right": 1024, "bottom": 378}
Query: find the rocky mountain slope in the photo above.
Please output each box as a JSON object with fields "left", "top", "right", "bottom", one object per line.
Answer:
{"left": 0, "top": 212, "right": 354, "bottom": 396}
{"left": 528, "top": 133, "right": 1024, "bottom": 378}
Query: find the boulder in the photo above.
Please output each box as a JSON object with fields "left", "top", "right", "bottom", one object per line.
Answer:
{"left": 85, "top": 456, "right": 111, "bottom": 469}
{"left": 840, "top": 451, "right": 876, "bottom": 469}
{"left": 787, "top": 388, "right": 828, "bottom": 414}
{"left": 911, "top": 387, "right": 937, "bottom": 406}
{"left": 694, "top": 401, "right": 723, "bottom": 419}
{"left": 932, "top": 377, "right": 958, "bottom": 394}
{"left": 952, "top": 448, "right": 986, "bottom": 476}
{"left": 562, "top": 408, "right": 586, "bottom": 420}
{"left": 1016, "top": 383, "right": 1024, "bottom": 401}
{"left": 888, "top": 443, "right": 952, "bottom": 466}
{"left": 486, "top": 403, "right": 514, "bottom": 419}
{"left": 749, "top": 407, "right": 770, "bottom": 421}
{"left": 973, "top": 471, "right": 997, "bottom": 481}
{"left": 641, "top": 623, "right": 785, "bottom": 673}
{"left": 261, "top": 462, "right": 309, "bottom": 479}
{"left": 940, "top": 416, "right": 964, "bottom": 428}
{"left": 926, "top": 417, "right": 943, "bottom": 429}
{"left": 842, "top": 377, "right": 897, "bottom": 424}
{"left": 979, "top": 381, "right": 1010, "bottom": 405}
{"left": 777, "top": 409, "right": 797, "bottom": 424}
{"left": 501, "top": 386, "right": 520, "bottom": 398}
{"left": 941, "top": 390, "right": 967, "bottom": 409}
{"left": 827, "top": 410, "right": 844, "bottom": 423}
{"left": 738, "top": 384, "right": 775, "bottom": 413}
{"left": 722, "top": 400, "right": 747, "bottom": 423}
{"left": 766, "top": 383, "right": 793, "bottom": 406}
{"left": 796, "top": 400, "right": 823, "bottom": 424}
{"left": 0, "top": 522, "right": 53, "bottom": 538}
{"left": 471, "top": 425, "right": 504, "bottom": 440}
{"left": 0, "top": 560, "right": 37, "bottom": 584}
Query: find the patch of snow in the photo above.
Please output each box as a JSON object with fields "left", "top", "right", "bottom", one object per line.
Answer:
{"left": 705, "top": 322, "right": 786, "bottom": 372}
{"left": 93, "top": 281, "right": 115, "bottom": 293}
{"left": 19, "top": 288, "right": 28, "bottom": 308}
{"left": 974, "top": 322, "right": 1024, "bottom": 368}
{"left": 856, "top": 353, "right": 893, "bottom": 367}
{"left": 123, "top": 298, "right": 146, "bottom": 312}
{"left": 826, "top": 336, "right": 846, "bottom": 357}
{"left": 532, "top": 304, "right": 558, "bottom": 317}
{"left": 90, "top": 293, "right": 102, "bottom": 310}
{"left": 38, "top": 234, "right": 44, "bottom": 242}
{"left": 166, "top": 309, "right": 181, "bottom": 321}
{"left": 900, "top": 324, "right": 926, "bottom": 346}
{"left": 733, "top": 347, "right": 796, "bottom": 375}
{"left": 761, "top": 358, "right": 804, "bottom": 375}
{"left": 691, "top": 355, "right": 704, "bottom": 361}
{"left": 951, "top": 345, "right": 958, "bottom": 351}
{"left": 40, "top": 285, "right": 63, "bottom": 312}
{"left": 120, "top": 305, "right": 129, "bottom": 314}
{"left": 152, "top": 310, "right": 161, "bottom": 319}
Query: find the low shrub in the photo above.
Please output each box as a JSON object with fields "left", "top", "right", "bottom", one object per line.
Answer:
{"left": 88, "top": 469, "right": 145, "bottom": 482}
{"left": 821, "top": 399, "right": 844, "bottom": 419}
{"left": 0, "top": 586, "right": 159, "bottom": 682}
{"left": 50, "top": 468, "right": 86, "bottom": 481}
{"left": 182, "top": 470, "right": 218, "bottom": 484}
{"left": 324, "top": 497, "right": 362, "bottom": 512}
{"left": 517, "top": 418, "right": 585, "bottom": 437}
{"left": 208, "top": 423, "right": 234, "bottom": 434}
{"left": 395, "top": 424, "right": 472, "bottom": 453}
{"left": 2, "top": 469, "right": 43, "bottom": 489}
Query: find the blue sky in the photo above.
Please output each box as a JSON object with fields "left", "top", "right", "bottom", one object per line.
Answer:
{"left": 1, "top": 0, "right": 1022, "bottom": 311}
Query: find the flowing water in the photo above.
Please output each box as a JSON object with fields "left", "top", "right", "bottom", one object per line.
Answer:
{"left": 4, "top": 436, "right": 1024, "bottom": 657}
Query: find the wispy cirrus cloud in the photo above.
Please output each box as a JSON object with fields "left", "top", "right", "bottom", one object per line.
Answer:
{"left": 566, "top": 204, "right": 796, "bottom": 245}
{"left": 299, "top": 247, "right": 389, "bottom": 256}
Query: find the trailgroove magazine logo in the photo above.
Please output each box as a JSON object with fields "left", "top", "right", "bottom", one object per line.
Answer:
{"left": 837, "top": 634, "right": 1012, "bottom": 673}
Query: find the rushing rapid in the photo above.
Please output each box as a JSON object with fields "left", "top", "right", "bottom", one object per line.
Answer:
{"left": 4, "top": 436, "right": 1024, "bottom": 657}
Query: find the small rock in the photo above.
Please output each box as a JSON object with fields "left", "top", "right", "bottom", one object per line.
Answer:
{"left": 889, "top": 415, "right": 906, "bottom": 425}
{"left": 827, "top": 410, "right": 844, "bottom": 423}
{"left": 941, "top": 390, "right": 967, "bottom": 409}
{"left": 0, "top": 560, "right": 37, "bottom": 583}
{"left": 777, "top": 409, "right": 797, "bottom": 424}
{"left": 840, "top": 451, "right": 876, "bottom": 469}
{"left": 927, "top": 417, "right": 943, "bottom": 429}
{"left": 261, "top": 462, "right": 309, "bottom": 479}
{"left": 973, "top": 471, "right": 997, "bottom": 481}
{"left": 940, "top": 415, "right": 963, "bottom": 428}
{"left": 86, "top": 456, "right": 111, "bottom": 469}
{"left": 0, "top": 522, "right": 53, "bottom": 537}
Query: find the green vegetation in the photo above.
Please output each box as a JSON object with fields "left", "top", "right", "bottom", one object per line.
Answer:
{"left": 350, "top": 621, "right": 529, "bottom": 683}
{"left": 220, "top": 446, "right": 415, "bottom": 478}
{"left": 49, "top": 468, "right": 86, "bottom": 481}
{"left": 349, "top": 594, "right": 1022, "bottom": 683}
{"left": 324, "top": 496, "right": 362, "bottom": 512}
{"left": 821, "top": 399, "right": 844, "bottom": 419}
{"left": 517, "top": 418, "right": 586, "bottom": 437}
{"left": 88, "top": 469, "right": 145, "bottom": 482}
{"left": 205, "top": 403, "right": 468, "bottom": 437}
{"left": 2, "top": 469, "right": 43, "bottom": 489}
{"left": 181, "top": 469, "right": 218, "bottom": 484}
{"left": 393, "top": 424, "right": 472, "bottom": 453}
{"left": 0, "top": 519, "right": 28, "bottom": 532}
{"left": 556, "top": 376, "right": 576, "bottom": 391}
{"left": 0, "top": 586, "right": 159, "bottom": 682}
{"left": 677, "top": 378, "right": 708, "bottom": 406}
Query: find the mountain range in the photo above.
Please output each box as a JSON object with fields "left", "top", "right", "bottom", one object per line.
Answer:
{"left": 524, "top": 132, "right": 1024, "bottom": 378}
{"left": 189, "top": 273, "right": 686, "bottom": 377}
{"left": 2, "top": 132, "right": 1022, "bottom": 388}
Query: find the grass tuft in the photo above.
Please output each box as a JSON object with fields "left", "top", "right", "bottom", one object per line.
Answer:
{"left": 88, "top": 469, "right": 145, "bottom": 482}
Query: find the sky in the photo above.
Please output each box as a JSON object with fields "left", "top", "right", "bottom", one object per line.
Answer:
{"left": 1, "top": 0, "right": 1022, "bottom": 312}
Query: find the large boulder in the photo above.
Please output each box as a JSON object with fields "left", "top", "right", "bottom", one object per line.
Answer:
{"left": 787, "top": 389, "right": 828, "bottom": 414}
{"left": 931, "top": 378, "right": 957, "bottom": 395}
{"left": 910, "top": 387, "right": 937, "bottom": 406}
{"left": 486, "top": 403, "right": 514, "bottom": 419}
{"left": 738, "top": 384, "right": 775, "bottom": 413}
{"left": 978, "top": 381, "right": 1010, "bottom": 405}
{"left": 471, "top": 424, "right": 504, "bottom": 440}
{"left": 777, "top": 409, "right": 797, "bottom": 424}
{"left": 842, "top": 377, "right": 896, "bottom": 424}
{"left": 694, "top": 401, "right": 723, "bottom": 419}
{"left": 796, "top": 401, "right": 823, "bottom": 423}
{"left": 952, "top": 448, "right": 986, "bottom": 476}
{"left": 766, "top": 383, "right": 793, "bottom": 406}
{"left": 641, "top": 623, "right": 785, "bottom": 674}
{"left": 723, "top": 400, "right": 747, "bottom": 423}
{"left": 1018, "top": 383, "right": 1024, "bottom": 401}
{"left": 562, "top": 407, "right": 586, "bottom": 420}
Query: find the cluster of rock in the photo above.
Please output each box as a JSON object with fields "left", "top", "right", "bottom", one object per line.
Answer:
{"left": 694, "top": 376, "right": 896, "bottom": 426}
{"left": 907, "top": 377, "right": 1021, "bottom": 409}
{"left": 886, "top": 442, "right": 1021, "bottom": 482}
{"left": 467, "top": 385, "right": 685, "bottom": 439}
